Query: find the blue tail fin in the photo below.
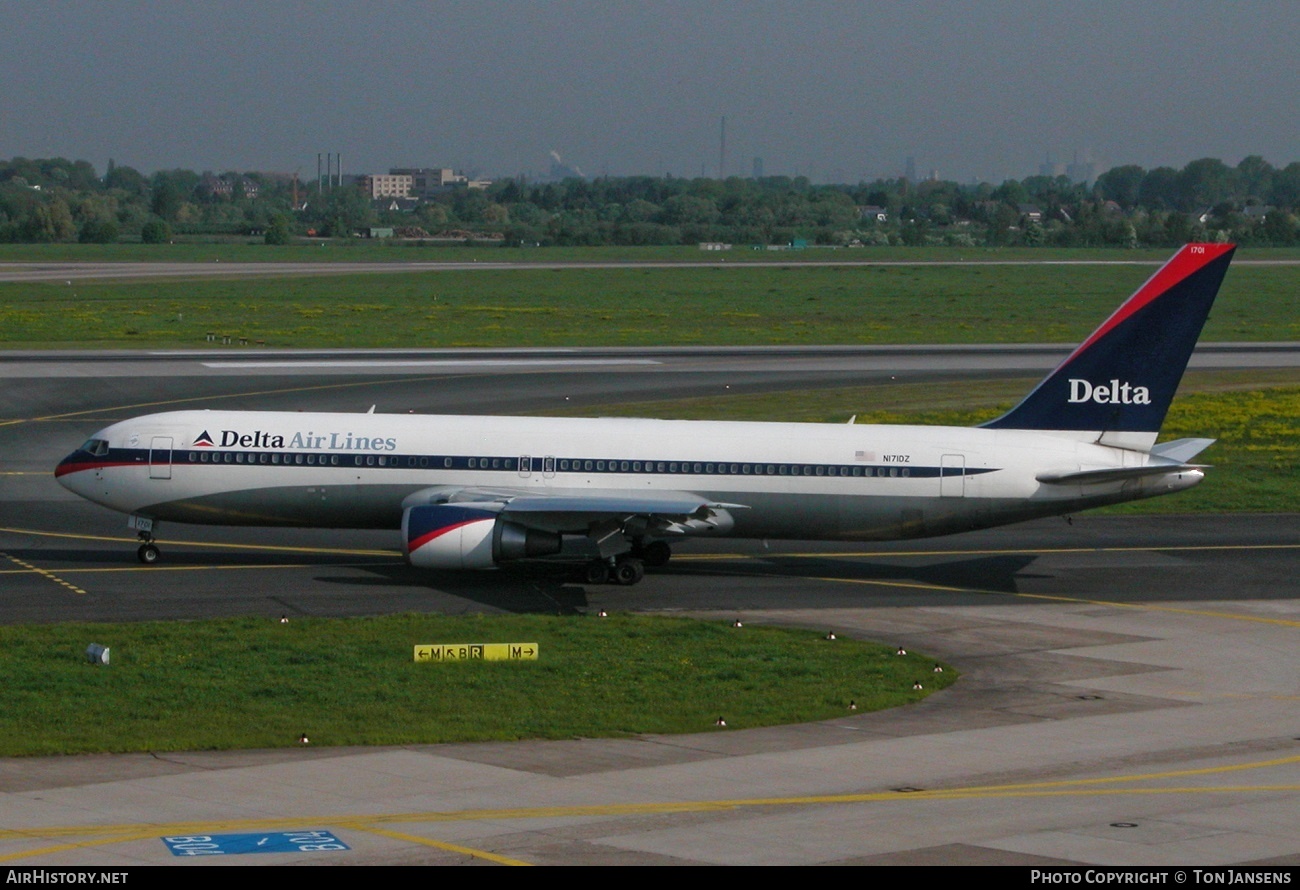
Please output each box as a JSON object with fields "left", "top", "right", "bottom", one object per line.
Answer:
{"left": 982, "top": 243, "right": 1235, "bottom": 449}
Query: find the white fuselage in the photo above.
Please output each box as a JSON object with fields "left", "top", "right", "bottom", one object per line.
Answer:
{"left": 57, "top": 409, "right": 1202, "bottom": 542}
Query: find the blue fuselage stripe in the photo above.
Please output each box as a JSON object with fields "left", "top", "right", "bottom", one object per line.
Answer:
{"left": 62, "top": 448, "right": 1000, "bottom": 481}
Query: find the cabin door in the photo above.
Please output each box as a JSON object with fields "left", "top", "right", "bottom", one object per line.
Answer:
{"left": 940, "top": 453, "right": 965, "bottom": 497}
{"left": 149, "top": 437, "right": 173, "bottom": 480}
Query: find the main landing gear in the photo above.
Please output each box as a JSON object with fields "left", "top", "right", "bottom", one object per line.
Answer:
{"left": 580, "top": 542, "right": 671, "bottom": 587}
{"left": 582, "top": 554, "right": 646, "bottom": 586}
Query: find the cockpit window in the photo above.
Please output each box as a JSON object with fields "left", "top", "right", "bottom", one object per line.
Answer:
{"left": 81, "top": 438, "right": 110, "bottom": 457}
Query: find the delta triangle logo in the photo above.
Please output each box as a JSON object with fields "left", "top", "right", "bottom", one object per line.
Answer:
{"left": 194, "top": 430, "right": 215, "bottom": 447}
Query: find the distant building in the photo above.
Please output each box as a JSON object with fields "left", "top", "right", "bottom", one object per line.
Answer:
{"left": 361, "top": 174, "right": 413, "bottom": 199}
{"left": 390, "top": 167, "right": 491, "bottom": 197}
{"left": 392, "top": 168, "right": 460, "bottom": 198}
{"left": 198, "top": 174, "right": 258, "bottom": 200}
{"left": 358, "top": 168, "right": 493, "bottom": 201}
{"left": 858, "top": 205, "right": 888, "bottom": 223}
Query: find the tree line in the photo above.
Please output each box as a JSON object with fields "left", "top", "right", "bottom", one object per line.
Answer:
{"left": 2, "top": 155, "right": 1298, "bottom": 247}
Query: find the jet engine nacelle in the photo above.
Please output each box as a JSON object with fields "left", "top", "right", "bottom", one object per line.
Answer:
{"left": 402, "top": 504, "right": 562, "bottom": 569}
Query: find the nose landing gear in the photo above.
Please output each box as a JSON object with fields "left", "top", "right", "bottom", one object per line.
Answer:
{"left": 136, "top": 531, "right": 160, "bottom": 565}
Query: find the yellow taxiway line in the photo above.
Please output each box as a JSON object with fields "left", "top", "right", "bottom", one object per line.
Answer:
{"left": 4, "top": 754, "right": 1299, "bottom": 865}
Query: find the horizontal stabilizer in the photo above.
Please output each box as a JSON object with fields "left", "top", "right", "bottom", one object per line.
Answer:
{"left": 1150, "top": 437, "right": 1216, "bottom": 463}
{"left": 1037, "top": 463, "right": 1207, "bottom": 485}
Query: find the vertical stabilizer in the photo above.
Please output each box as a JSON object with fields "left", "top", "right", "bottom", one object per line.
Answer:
{"left": 981, "top": 243, "right": 1234, "bottom": 450}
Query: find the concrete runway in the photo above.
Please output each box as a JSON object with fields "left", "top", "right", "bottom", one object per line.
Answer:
{"left": 1, "top": 351, "right": 1297, "bottom": 866}
{"left": 3, "top": 256, "right": 1300, "bottom": 284}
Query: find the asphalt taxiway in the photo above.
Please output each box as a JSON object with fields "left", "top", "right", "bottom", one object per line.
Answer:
{"left": 0, "top": 351, "right": 1296, "bottom": 866}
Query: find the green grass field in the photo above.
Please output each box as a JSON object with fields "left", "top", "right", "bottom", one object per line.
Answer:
{"left": 1, "top": 260, "right": 1296, "bottom": 348}
{"left": 0, "top": 613, "right": 952, "bottom": 756}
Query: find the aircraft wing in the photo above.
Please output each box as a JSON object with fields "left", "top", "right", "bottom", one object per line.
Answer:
{"left": 402, "top": 485, "right": 747, "bottom": 536}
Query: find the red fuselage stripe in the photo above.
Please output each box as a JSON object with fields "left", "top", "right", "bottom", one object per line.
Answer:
{"left": 407, "top": 519, "right": 490, "bottom": 553}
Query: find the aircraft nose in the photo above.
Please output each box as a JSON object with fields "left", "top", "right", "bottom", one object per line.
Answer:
{"left": 55, "top": 447, "right": 97, "bottom": 492}
{"left": 56, "top": 452, "right": 81, "bottom": 489}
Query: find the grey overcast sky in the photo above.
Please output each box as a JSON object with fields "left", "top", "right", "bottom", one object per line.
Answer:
{"left": 2, "top": 0, "right": 1296, "bottom": 183}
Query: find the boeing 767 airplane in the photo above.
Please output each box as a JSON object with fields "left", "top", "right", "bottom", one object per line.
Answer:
{"left": 57, "top": 243, "right": 1235, "bottom": 585}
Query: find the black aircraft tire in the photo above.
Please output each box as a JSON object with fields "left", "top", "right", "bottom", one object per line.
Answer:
{"left": 137, "top": 543, "right": 160, "bottom": 565}
{"left": 613, "top": 558, "right": 645, "bottom": 586}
